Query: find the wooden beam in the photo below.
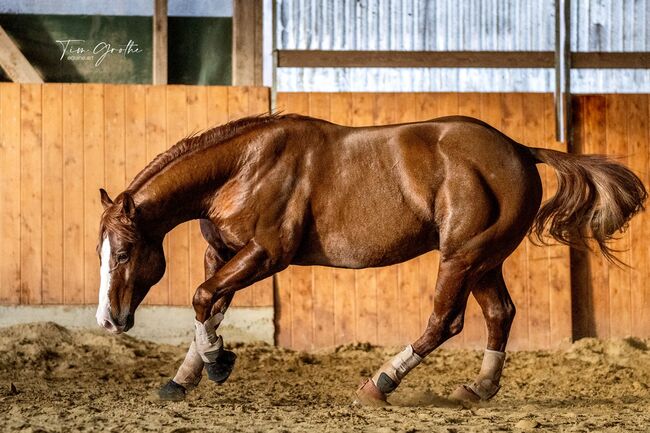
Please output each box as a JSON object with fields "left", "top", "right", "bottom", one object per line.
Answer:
{"left": 278, "top": 50, "right": 555, "bottom": 68}
{"left": 153, "top": 0, "right": 167, "bottom": 84}
{"left": 0, "top": 25, "right": 43, "bottom": 83}
{"left": 233, "top": 0, "right": 264, "bottom": 86}
{"left": 278, "top": 50, "right": 650, "bottom": 70}
{"left": 572, "top": 52, "right": 650, "bottom": 69}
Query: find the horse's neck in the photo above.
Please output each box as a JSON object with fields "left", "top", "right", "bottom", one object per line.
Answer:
{"left": 133, "top": 138, "right": 243, "bottom": 240}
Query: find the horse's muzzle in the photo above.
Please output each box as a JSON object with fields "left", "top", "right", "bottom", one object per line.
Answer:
{"left": 101, "top": 312, "right": 134, "bottom": 334}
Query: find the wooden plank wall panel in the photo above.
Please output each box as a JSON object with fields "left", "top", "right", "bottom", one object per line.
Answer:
{"left": 275, "top": 92, "right": 572, "bottom": 351}
{"left": 166, "top": 86, "right": 190, "bottom": 306}
{"left": 626, "top": 95, "right": 650, "bottom": 338}
{"left": 0, "top": 84, "right": 21, "bottom": 304}
{"left": 187, "top": 86, "right": 210, "bottom": 297}
{"left": 42, "top": 84, "right": 64, "bottom": 304}
{"left": 62, "top": 84, "right": 85, "bottom": 304}
{"left": 0, "top": 84, "right": 270, "bottom": 308}
{"left": 573, "top": 94, "right": 650, "bottom": 339}
{"left": 82, "top": 84, "right": 104, "bottom": 304}
{"left": 456, "top": 93, "right": 486, "bottom": 349}
{"left": 144, "top": 85, "right": 169, "bottom": 305}
{"left": 20, "top": 84, "right": 43, "bottom": 305}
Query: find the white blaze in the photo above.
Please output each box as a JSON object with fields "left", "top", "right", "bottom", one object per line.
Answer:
{"left": 96, "top": 237, "right": 113, "bottom": 328}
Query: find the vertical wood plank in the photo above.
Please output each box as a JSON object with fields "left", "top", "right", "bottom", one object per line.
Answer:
{"left": 522, "top": 93, "right": 552, "bottom": 349}
{"left": 186, "top": 86, "right": 209, "bottom": 296}
{"left": 544, "top": 93, "right": 572, "bottom": 347}
{"left": 83, "top": 84, "right": 105, "bottom": 304}
{"left": 207, "top": 87, "right": 230, "bottom": 127}
{"left": 62, "top": 84, "right": 85, "bottom": 304}
{"left": 291, "top": 266, "right": 314, "bottom": 351}
{"left": 144, "top": 85, "right": 169, "bottom": 305}
{"left": 232, "top": 0, "right": 264, "bottom": 86}
{"left": 482, "top": 93, "right": 527, "bottom": 350}
{"left": 0, "top": 84, "right": 21, "bottom": 304}
{"left": 227, "top": 87, "right": 255, "bottom": 307}
{"left": 124, "top": 85, "right": 147, "bottom": 185}
{"left": 394, "top": 92, "right": 422, "bottom": 343}
{"left": 283, "top": 93, "right": 315, "bottom": 350}
{"left": 153, "top": 0, "right": 168, "bottom": 85}
{"left": 329, "top": 93, "right": 357, "bottom": 345}
{"left": 275, "top": 269, "right": 292, "bottom": 347}
{"left": 309, "top": 93, "right": 336, "bottom": 348}
{"left": 20, "top": 84, "right": 43, "bottom": 305}
{"left": 584, "top": 95, "right": 610, "bottom": 338}
{"left": 456, "top": 92, "right": 486, "bottom": 349}
{"left": 627, "top": 95, "right": 649, "bottom": 338}
{"left": 606, "top": 95, "right": 632, "bottom": 338}
{"left": 103, "top": 85, "right": 126, "bottom": 195}
{"left": 41, "top": 84, "right": 64, "bottom": 304}
{"left": 351, "top": 92, "right": 378, "bottom": 343}
{"left": 249, "top": 87, "right": 274, "bottom": 308}
{"left": 166, "top": 85, "right": 190, "bottom": 306}
{"left": 374, "top": 92, "right": 402, "bottom": 347}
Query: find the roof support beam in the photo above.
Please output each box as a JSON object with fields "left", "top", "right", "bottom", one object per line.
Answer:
{"left": 233, "top": 0, "right": 264, "bottom": 86}
{"left": 0, "top": 25, "right": 43, "bottom": 83}
{"left": 153, "top": 0, "right": 168, "bottom": 84}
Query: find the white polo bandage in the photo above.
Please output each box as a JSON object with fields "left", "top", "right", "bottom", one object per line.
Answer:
{"left": 172, "top": 341, "right": 204, "bottom": 389}
{"left": 371, "top": 345, "right": 422, "bottom": 393}
{"left": 468, "top": 349, "right": 506, "bottom": 400}
{"left": 194, "top": 313, "right": 225, "bottom": 363}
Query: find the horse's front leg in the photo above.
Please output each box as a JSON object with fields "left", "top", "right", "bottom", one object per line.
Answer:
{"left": 159, "top": 244, "right": 234, "bottom": 401}
{"left": 192, "top": 239, "right": 281, "bottom": 384}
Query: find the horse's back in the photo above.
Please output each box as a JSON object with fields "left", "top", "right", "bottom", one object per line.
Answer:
{"left": 249, "top": 116, "right": 541, "bottom": 269}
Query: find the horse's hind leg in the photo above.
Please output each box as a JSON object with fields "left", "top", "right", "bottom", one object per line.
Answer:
{"left": 355, "top": 258, "right": 476, "bottom": 406}
{"left": 449, "top": 265, "right": 515, "bottom": 403}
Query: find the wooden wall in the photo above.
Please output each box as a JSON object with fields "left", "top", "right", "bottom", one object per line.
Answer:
{"left": 1, "top": 85, "right": 647, "bottom": 351}
{"left": 0, "top": 83, "right": 272, "bottom": 308}
{"left": 274, "top": 92, "right": 572, "bottom": 351}
{"left": 572, "top": 95, "right": 650, "bottom": 340}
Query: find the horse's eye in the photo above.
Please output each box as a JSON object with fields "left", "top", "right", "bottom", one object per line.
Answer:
{"left": 116, "top": 252, "right": 129, "bottom": 264}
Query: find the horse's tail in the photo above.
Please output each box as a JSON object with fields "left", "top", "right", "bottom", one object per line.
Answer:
{"left": 527, "top": 147, "right": 647, "bottom": 263}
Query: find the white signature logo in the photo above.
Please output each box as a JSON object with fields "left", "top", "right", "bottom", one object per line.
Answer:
{"left": 56, "top": 39, "right": 144, "bottom": 67}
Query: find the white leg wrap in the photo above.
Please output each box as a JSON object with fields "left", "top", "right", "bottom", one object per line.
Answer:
{"left": 371, "top": 345, "right": 422, "bottom": 394}
{"left": 468, "top": 349, "right": 506, "bottom": 400}
{"left": 194, "top": 313, "right": 225, "bottom": 363}
{"left": 172, "top": 341, "right": 204, "bottom": 390}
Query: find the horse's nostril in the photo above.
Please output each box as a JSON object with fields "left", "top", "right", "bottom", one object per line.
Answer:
{"left": 103, "top": 320, "right": 114, "bottom": 329}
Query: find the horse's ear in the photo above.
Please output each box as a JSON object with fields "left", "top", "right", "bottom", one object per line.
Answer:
{"left": 121, "top": 192, "right": 136, "bottom": 219}
{"left": 99, "top": 188, "right": 113, "bottom": 209}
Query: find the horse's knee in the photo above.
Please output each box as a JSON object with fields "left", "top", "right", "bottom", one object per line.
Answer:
{"left": 427, "top": 311, "right": 464, "bottom": 339}
{"left": 192, "top": 285, "right": 213, "bottom": 314}
{"left": 448, "top": 313, "right": 465, "bottom": 336}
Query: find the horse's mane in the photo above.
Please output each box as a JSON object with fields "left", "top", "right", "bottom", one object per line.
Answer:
{"left": 127, "top": 112, "right": 295, "bottom": 192}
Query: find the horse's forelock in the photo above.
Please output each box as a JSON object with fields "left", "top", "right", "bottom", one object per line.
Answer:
{"left": 99, "top": 205, "right": 140, "bottom": 244}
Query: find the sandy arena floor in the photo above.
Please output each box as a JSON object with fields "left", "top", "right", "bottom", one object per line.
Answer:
{"left": 0, "top": 322, "right": 649, "bottom": 432}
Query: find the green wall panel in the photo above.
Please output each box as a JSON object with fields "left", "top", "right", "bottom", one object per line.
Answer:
{"left": 0, "top": 14, "right": 232, "bottom": 84}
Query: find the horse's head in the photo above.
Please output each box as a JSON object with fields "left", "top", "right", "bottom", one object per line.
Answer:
{"left": 96, "top": 189, "right": 166, "bottom": 333}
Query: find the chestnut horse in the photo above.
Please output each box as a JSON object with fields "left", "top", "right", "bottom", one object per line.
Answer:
{"left": 96, "top": 113, "right": 645, "bottom": 404}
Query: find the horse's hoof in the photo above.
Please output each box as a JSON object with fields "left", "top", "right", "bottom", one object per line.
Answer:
{"left": 158, "top": 379, "right": 187, "bottom": 401}
{"left": 449, "top": 383, "right": 500, "bottom": 404}
{"left": 353, "top": 378, "right": 390, "bottom": 407}
{"left": 205, "top": 350, "right": 237, "bottom": 384}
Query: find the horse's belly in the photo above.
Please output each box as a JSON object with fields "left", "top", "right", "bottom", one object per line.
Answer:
{"left": 294, "top": 209, "right": 439, "bottom": 269}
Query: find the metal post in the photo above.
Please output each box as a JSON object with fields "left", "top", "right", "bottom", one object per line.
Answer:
{"left": 555, "top": 0, "right": 571, "bottom": 144}
{"left": 271, "top": 0, "right": 278, "bottom": 112}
